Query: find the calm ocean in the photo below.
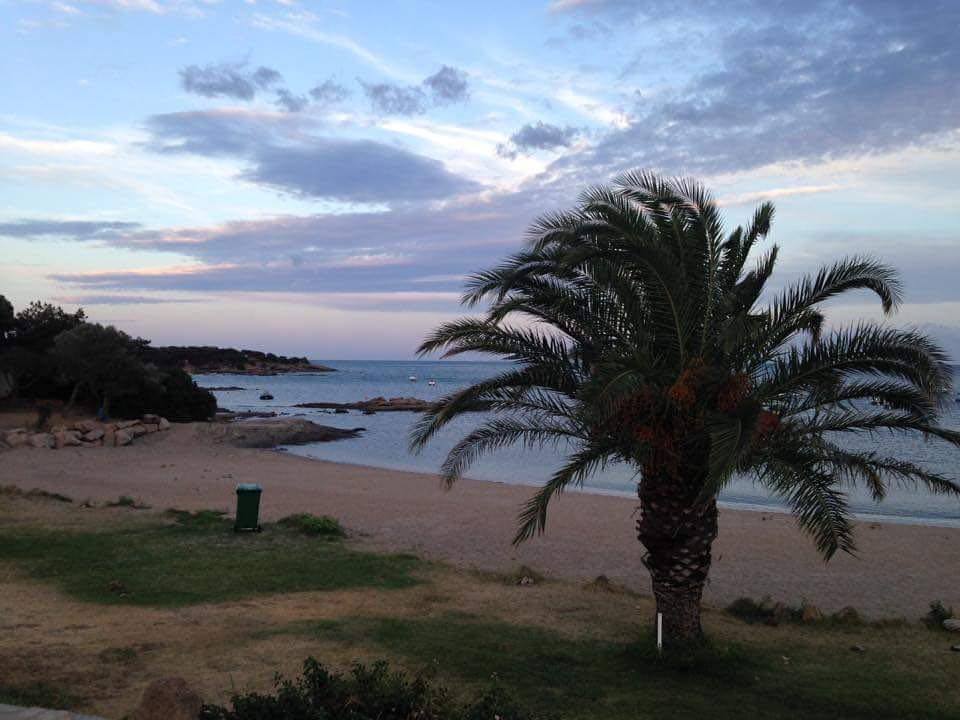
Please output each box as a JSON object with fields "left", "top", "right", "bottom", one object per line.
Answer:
{"left": 194, "top": 360, "right": 960, "bottom": 527}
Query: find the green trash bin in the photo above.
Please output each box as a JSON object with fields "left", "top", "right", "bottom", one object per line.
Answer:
{"left": 235, "top": 483, "right": 262, "bottom": 532}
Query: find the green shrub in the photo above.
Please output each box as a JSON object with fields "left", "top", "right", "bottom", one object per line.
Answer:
{"left": 200, "top": 658, "right": 551, "bottom": 720}
{"left": 925, "top": 600, "right": 954, "bottom": 628}
{"left": 112, "top": 366, "right": 216, "bottom": 421}
{"left": 279, "top": 513, "right": 346, "bottom": 538}
{"left": 106, "top": 495, "right": 150, "bottom": 509}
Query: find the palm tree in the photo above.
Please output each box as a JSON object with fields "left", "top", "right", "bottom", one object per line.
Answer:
{"left": 410, "top": 170, "right": 960, "bottom": 645}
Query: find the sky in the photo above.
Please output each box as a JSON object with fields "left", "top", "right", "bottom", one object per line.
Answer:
{"left": 1, "top": 0, "right": 959, "bottom": 359}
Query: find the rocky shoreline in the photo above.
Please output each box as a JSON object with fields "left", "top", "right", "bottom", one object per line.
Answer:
{"left": 0, "top": 414, "right": 172, "bottom": 450}
{"left": 205, "top": 417, "right": 365, "bottom": 448}
{"left": 295, "top": 396, "right": 433, "bottom": 413}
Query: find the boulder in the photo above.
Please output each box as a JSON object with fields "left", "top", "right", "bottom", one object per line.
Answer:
{"left": 801, "top": 603, "right": 823, "bottom": 623}
{"left": 63, "top": 430, "right": 82, "bottom": 447}
{"left": 115, "top": 429, "right": 134, "bottom": 446}
{"left": 73, "top": 420, "right": 100, "bottom": 433}
{"left": 131, "top": 424, "right": 149, "bottom": 437}
{"left": 83, "top": 429, "right": 105, "bottom": 442}
{"left": 29, "top": 433, "right": 53, "bottom": 449}
{"left": 5, "top": 430, "right": 29, "bottom": 448}
{"left": 116, "top": 419, "right": 141, "bottom": 429}
{"left": 132, "top": 677, "right": 203, "bottom": 720}
{"left": 142, "top": 413, "right": 162, "bottom": 425}
{"left": 158, "top": 417, "right": 171, "bottom": 430}
{"left": 142, "top": 423, "right": 159, "bottom": 433}
{"left": 944, "top": 619, "right": 960, "bottom": 632}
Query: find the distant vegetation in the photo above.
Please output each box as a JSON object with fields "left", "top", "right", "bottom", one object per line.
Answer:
{"left": 139, "top": 345, "right": 333, "bottom": 374}
{"left": 0, "top": 295, "right": 215, "bottom": 421}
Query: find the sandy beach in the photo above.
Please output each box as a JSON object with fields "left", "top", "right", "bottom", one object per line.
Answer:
{"left": 2, "top": 422, "right": 958, "bottom": 619}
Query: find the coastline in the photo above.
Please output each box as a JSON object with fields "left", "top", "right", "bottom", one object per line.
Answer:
{"left": 3, "top": 421, "right": 958, "bottom": 618}
{"left": 282, "top": 449, "right": 960, "bottom": 530}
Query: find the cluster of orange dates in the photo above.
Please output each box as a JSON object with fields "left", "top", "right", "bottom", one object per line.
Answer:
{"left": 614, "top": 362, "right": 780, "bottom": 481}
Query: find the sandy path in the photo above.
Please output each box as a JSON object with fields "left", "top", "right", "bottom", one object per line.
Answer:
{"left": 2, "top": 423, "right": 958, "bottom": 618}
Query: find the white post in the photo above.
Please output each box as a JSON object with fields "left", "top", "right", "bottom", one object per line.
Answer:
{"left": 657, "top": 612, "right": 663, "bottom": 653}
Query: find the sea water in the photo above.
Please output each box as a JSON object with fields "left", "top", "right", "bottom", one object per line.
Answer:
{"left": 194, "top": 360, "right": 960, "bottom": 527}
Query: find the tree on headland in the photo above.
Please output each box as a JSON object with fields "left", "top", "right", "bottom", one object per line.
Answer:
{"left": 0, "top": 299, "right": 86, "bottom": 396}
{"left": 411, "top": 170, "right": 960, "bottom": 646}
{"left": 52, "top": 322, "right": 145, "bottom": 415}
{"left": 0, "top": 295, "right": 14, "bottom": 344}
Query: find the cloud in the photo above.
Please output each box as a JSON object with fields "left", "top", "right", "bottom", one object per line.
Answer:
{"left": 423, "top": 66, "right": 469, "bottom": 104}
{"left": 50, "top": 294, "right": 200, "bottom": 305}
{"left": 244, "top": 140, "right": 482, "bottom": 202}
{"left": 0, "top": 219, "right": 140, "bottom": 240}
{"left": 44, "top": 189, "right": 543, "bottom": 304}
{"left": 143, "top": 109, "right": 310, "bottom": 156}
{"left": 274, "top": 88, "right": 309, "bottom": 113}
{"left": 497, "top": 121, "right": 580, "bottom": 158}
{"left": 361, "top": 66, "right": 471, "bottom": 115}
{"left": 143, "top": 109, "right": 482, "bottom": 203}
{"left": 548, "top": 1, "right": 960, "bottom": 180}
{"left": 309, "top": 79, "right": 351, "bottom": 105}
{"left": 360, "top": 81, "right": 427, "bottom": 115}
{"left": 179, "top": 61, "right": 283, "bottom": 100}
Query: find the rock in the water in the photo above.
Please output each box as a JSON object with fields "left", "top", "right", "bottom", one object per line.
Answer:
{"left": 29, "top": 432, "right": 53, "bottom": 448}
{"left": 801, "top": 603, "right": 823, "bottom": 623}
{"left": 142, "top": 423, "right": 159, "bottom": 433}
{"left": 115, "top": 429, "right": 134, "bottom": 446}
{"left": 142, "top": 413, "right": 162, "bottom": 425}
{"left": 218, "top": 418, "right": 364, "bottom": 448}
{"left": 158, "top": 417, "right": 171, "bottom": 430}
{"left": 63, "top": 430, "right": 82, "bottom": 447}
{"left": 133, "top": 677, "right": 203, "bottom": 720}
{"left": 951, "top": 644, "right": 960, "bottom": 652}
{"left": 944, "top": 618, "right": 960, "bottom": 632}
{"left": 131, "top": 424, "right": 149, "bottom": 437}
{"left": 850, "top": 644, "right": 866, "bottom": 653}
{"left": 116, "top": 419, "right": 141, "bottom": 429}
{"left": 74, "top": 419, "right": 100, "bottom": 433}
{"left": 83, "top": 429, "right": 105, "bottom": 442}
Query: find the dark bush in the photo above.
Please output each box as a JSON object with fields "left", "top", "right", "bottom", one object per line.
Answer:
{"left": 925, "top": 600, "right": 954, "bottom": 628}
{"left": 278, "top": 513, "right": 346, "bottom": 538}
{"left": 200, "top": 658, "right": 553, "bottom": 720}
{"left": 111, "top": 366, "right": 216, "bottom": 421}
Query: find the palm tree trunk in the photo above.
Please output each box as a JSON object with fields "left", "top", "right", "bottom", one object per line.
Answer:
{"left": 636, "top": 482, "right": 718, "bottom": 646}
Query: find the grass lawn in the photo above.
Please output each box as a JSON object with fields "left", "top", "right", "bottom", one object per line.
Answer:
{"left": 0, "top": 509, "right": 420, "bottom": 606}
{"left": 258, "top": 613, "right": 959, "bottom": 720}
{"left": 1, "top": 495, "right": 958, "bottom": 719}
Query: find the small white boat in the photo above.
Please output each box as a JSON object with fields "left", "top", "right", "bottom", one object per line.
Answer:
{"left": 427, "top": 379, "right": 437, "bottom": 386}
{"left": 408, "top": 375, "right": 417, "bottom": 382}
